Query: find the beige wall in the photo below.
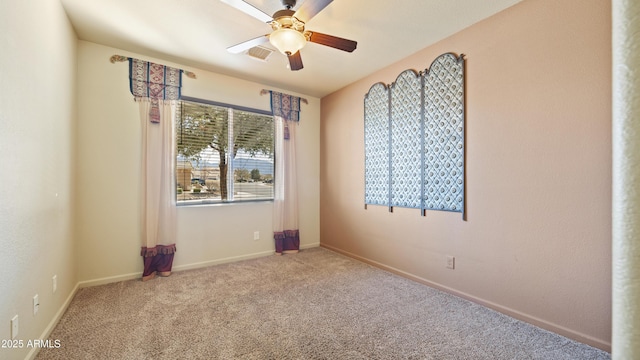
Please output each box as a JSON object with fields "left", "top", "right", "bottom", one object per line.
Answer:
{"left": 320, "top": 0, "right": 611, "bottom": 351}
{"left": 75, "top": 41, "right": 320, "bottom": 284}
{"left": 0, "top": 1, "right": 78, "bottom": 359}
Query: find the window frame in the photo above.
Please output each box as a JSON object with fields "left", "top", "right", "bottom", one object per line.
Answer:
{"left": 176, "top": 96, "right": 275, "bottom": 207}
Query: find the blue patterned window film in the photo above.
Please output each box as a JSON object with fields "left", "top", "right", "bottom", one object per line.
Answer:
{"left": 390, "top": 70, "right": 422, "bottom": 209}
{"left": 364, "top": 53, "right": 465, "bottom": 217}
{"left": 423, "top": 54, "right": 465, "bottom": 212}
{"left": 364, "top": 83, "right": 390, "bottom": 206}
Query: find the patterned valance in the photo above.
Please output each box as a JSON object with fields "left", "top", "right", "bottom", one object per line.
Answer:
{"left": 270, "top": 91, "right": 301, "bottom": 122}
{"left": 129, "top": 59, "right": 182, "bottom": 100}
{"left": 129, "top": 58, "right": 183, "bottom": 123}
{"left": 110, "top": 55, "right": 196, "bottom": 123}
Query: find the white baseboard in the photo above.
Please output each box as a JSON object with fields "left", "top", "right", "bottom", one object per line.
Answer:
{"left": 77, "top": 272, "right": 143, "bottom": 288}
{"left": 300, "top": 242, "right": 320, "bottom": 250}
{"left": 173, "top": 250, "right": 275, "bottom": 272}
{"left": 26, "top": 282, "right": 80, "bottom": 360}
{"left": 320, "top": 243, "right": 611, "bottom": 353}
{"left": 174, "top": 242, "right": 319, "bottom": 272}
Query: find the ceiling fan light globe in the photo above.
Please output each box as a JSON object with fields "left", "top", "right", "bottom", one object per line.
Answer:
{"left": 269, "top": 28, "right": 306, "bottom": 56}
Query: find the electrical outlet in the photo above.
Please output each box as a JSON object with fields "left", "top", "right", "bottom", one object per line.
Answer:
{"left": 446, "top": 256, "right": 455, "bottom": 269}
{"left": 253, "top": 231, "right": 260, "bottom": 241}
{"left": 11, "top": 315, "right": 18, "bottom": 339}
{"left": 52, "top": 275, "right": 57, "bottom": 293}
{"left": 33, "top": 294, "right": 39, "bottom": 315}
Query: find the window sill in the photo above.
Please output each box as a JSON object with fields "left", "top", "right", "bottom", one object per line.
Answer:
{"left": 176, "top": 199, "right": 273, "bottom": 208}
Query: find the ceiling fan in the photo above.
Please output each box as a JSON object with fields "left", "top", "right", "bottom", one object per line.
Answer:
{"left": 222, "top": 0, "right": 357, "bottom": 71}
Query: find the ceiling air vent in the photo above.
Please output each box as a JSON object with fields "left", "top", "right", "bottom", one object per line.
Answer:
{"left": 246, "top": 46, "right": 273, "bottom": 62}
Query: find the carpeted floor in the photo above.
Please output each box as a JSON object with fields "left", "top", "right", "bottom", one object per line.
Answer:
{"left": 36, "top": 247, "right": 610, "bottom": 359}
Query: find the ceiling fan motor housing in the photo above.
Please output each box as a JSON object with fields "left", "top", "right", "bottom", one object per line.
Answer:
{"left": 273, "top": 9, "right": 296, "bottom": 22}
{"left": 271, "top": 9, "right": 305, "bottom": 32}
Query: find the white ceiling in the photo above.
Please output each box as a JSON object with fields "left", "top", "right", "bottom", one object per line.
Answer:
{"left": 60, "top": 0, "right": 522, "bottom": 98}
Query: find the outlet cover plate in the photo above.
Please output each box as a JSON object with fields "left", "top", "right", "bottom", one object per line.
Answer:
{"left": 33, "top": 294, "right": 39, "bottom": 315}
{"left": 446, "top": 256, "right": 455, "bottom": 269}
{"left": 11, "top": 315, "right": 18, "bottom": 339}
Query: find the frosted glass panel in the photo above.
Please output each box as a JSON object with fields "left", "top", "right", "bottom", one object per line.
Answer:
{"left": 364, "top": 53, "right": 465, "bottom": 217}
{"left": 390, "top": 70, "right": 422, "bottom": 208}
{"left": 423, "top": 54, "right": 465, "bottom": 212}
{"left": 364, "top": 82, "right": 389, "bottom": 206}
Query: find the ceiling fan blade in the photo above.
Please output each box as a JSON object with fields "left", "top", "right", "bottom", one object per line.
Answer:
{"left": 307, "top": 31, "right": 357, "bottom": 52}
{"left": 220, "top": 0, "right": 272, "bottom": 23}
{"left": 227, "top": 35, "right": 269, "bottom": 54}
{"left": 293, "top": 0, "right": 333, "bottom": 23}
{"left": 288, "top": 51, "right": 303, "bottom": 71}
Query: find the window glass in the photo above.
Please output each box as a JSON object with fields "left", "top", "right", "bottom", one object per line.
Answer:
{"left": 176, "top": 100, "right": 274, "bottom": 204}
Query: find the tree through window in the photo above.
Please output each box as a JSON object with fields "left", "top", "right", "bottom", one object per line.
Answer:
{"left": 176, "top": 99, "right": 274, "bottom": 204}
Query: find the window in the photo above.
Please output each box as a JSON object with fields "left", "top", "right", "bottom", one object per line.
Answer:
{"left": 176, "top": 98, "right": 274, "bottom": 205}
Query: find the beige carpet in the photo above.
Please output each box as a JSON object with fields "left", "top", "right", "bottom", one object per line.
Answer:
{"left": 36, "top": 247, "right": 609, "bottom": 359}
